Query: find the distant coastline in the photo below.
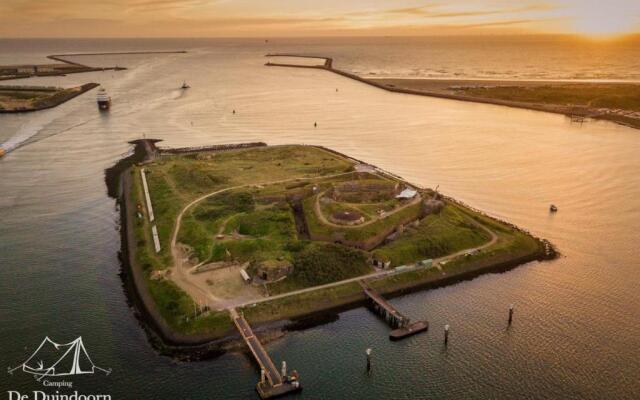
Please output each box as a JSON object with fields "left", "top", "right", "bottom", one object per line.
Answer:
{"left": 0, "top": 51, "right": 187, "bottom": 81}
{"left": 265, "top": 54, "right": 640, "bottom": 131}
{"left": 0, "top": 82, "right": 99, "bottom": 114}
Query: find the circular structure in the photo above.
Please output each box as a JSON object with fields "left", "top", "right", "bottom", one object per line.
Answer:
{"left": 331, "top": 210, "right": 365, "bottom": 225}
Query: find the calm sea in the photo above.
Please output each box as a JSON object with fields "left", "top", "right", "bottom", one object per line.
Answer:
{"left": 1, "top": 37, "right": 639, "bottom": 399}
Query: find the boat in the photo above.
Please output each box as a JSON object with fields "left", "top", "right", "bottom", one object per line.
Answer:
{"left": 96, "top": 87, "right": 111, "bottom": 111}
{"left": 181, "top": 81, "right": 190, "bottom": 89}
{"left": 550, "top": 204, "right": 558, "bottom": 212}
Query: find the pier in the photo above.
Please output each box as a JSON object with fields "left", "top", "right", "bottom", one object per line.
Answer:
{"left": 230, "top": 309, "right": 301, "bottom": 399}
{"left": 360, "top": 281, "right": 428, "bottom": 340}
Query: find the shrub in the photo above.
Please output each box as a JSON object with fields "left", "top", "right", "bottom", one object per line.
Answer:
{"left": 291, "top": 243, "right": 370, "bottom": 287}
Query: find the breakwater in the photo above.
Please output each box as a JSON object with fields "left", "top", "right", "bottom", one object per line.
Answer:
{"left": 265, "top": 54, "right": 640, "bottom": 131}
{"left": 0, "top": 51, "right": 187, "bottom": 81}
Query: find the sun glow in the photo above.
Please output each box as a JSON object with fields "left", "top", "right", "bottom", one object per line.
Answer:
{"left": 565, "top": 0, "right": 640, "bottom": 37}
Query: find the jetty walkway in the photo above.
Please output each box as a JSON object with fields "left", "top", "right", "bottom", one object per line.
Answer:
{"left": 359, "top": 281, "right": 428, "bottom": 340}
{"left": 229, "top": 308, "right": 301, "bottom": 399}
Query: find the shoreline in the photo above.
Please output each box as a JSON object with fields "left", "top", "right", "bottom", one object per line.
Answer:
{"left": 106, "top": 140, "right": 556, "bottom": 359}
{"left": 0, "top": 82, "right": 99, "bottom": 113}
{"left": 265, "top": 54, "right": 640, "bottom": 131}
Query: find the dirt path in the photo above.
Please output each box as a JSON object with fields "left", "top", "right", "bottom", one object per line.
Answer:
{"left": 168, "top": 172, "right": 354, "bottom": 308}
{"left": 313, "top": 190, "right": 422, "bottom": 229}
{"left": 233, "top": 214, "right": 498, "bottom": 309}
{"left": 167, "top": 168, "right": 497, "bottom": 311}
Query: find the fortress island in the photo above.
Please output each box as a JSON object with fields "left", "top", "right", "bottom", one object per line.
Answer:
{"left": 109, "top": 140, "right": 554, "bottom": 398}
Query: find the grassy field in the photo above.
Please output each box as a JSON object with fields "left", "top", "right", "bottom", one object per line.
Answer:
{"left": 267, "top": 243, "right": 372, "bottom": 295}
{"left": 0, "top": 86, "right": 81, "bottom": 111}
{"left": 130, "top": 168, "right": 233, "bottom": 336}
{"left": 455, "top": 84, "right": 640, "bottom": 111}
{"left": 240, "top": 281, "right": 365, "bottom": 324}
{"left": 303, "top": 194, "right": 424, "bottom": 242}
{"left": 130, "top": 145, "right": 355, "bottom": 334}
{"left": 129, "top": 144, "right": 546, "bottom": 338}
{"left": 372, "top": 202, "right": 491, "bottom": 265}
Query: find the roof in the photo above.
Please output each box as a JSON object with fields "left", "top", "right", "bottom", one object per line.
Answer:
{"left": 396, "top": 188, "right": 417, "bottom": 199}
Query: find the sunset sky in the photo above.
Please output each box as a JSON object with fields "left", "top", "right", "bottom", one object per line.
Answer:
{"left": 1, "top": 0, "right": 639, "bottom": 38}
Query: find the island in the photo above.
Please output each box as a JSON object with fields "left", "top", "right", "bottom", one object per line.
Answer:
{"left": 110, "top": 140, "right": 555, "bottom": 355}
{"left": 0, "top": 83, "right": 99, "bottom": 113}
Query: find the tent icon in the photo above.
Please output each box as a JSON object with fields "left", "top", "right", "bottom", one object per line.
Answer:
{"left": 8, "top": 337, "right": 111, "bottom": 380}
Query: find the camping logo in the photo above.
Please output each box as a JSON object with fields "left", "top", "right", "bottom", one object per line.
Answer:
{"left": 7, "top": 337, "right": 111, "bottom": 381}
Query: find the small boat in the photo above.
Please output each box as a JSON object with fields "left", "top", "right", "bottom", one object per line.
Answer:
{"left": 181, "top": 81, "right": 190, "bottom": 89}
{"left": 550, "top": 204, "right": 558, "bottom": 212}
{"left": 96, "top": 87, "right": 111, "bottom": 111}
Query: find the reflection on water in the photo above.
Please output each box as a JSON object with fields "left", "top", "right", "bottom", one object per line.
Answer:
{"left": 0, "top": 39, "right": 639, "bottom": 399}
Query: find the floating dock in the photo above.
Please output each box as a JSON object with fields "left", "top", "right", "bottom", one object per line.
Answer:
{"left": 230, "top": 309, "right": 301, "bottom": 399}
{"left": 360, "top": 281, "right": 428, "bottom": 340}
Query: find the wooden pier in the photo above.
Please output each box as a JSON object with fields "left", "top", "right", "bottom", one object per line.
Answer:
{"left": 360, "top": 281, "right": 428, "bottom": 340}
{"left": 230, "top": 309, "right": 301, "bottom": 399}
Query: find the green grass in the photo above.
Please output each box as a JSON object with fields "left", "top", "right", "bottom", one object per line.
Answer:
{"left": 319, "top": 199, "right": 371, "bottom": 223}
{"left": 168, "top": 162, "right": 229, "bottom": 194}
{"left": 303, "top": 195, "right": 424, "bottom": 242}
{"left": 127, "top": 145, "right": 546, "bottom": 339}
{"left": 456, "top": 84, "right": 640, "bottom": 111}
{"left": 373, "top": 203, "right": 491, "bottom": 266}
{"left": 268, "top": 243, "right": 372, "bottom": 294}
{"left": 241, "top": 281, "right": 364, "bottom": 324}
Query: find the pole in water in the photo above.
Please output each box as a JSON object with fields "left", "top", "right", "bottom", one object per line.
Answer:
{"left": 366, "top": 348, "right": 372, "bottom": 374}
{"left": 444, "top": 324, "right": 450, "bottom": 345}
{"left": 508, "top": 304, "right": 514, "bottom": 325}
{"left": 281, "top": 361, "right": 287, "bottom": 378}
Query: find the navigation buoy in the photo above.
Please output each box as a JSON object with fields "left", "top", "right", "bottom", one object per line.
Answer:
{"left": 550, "top": 204, "right": 558, "bottom": 213}
{"left": 314, "top": 122, "right": 317, "bottom": 127}
{"left": 444, "top": 324, "right": 450, "bottom": 345}
{"left": 366, "top": 348, "right": 372, "bottom": 374}
{"left": 508, "top": 304, "right": 514, "bottom": 325}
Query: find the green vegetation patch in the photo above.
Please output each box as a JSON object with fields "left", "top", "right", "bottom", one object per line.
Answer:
{"left": 241, "top": 281, "right": 364, "bottom": 324}
{"left": 167, "top": 162, "right": 229, "bottom": 194}
{"left": 268, "top": 243, "right": 372, "bottom": 294}
{"left": 456, "top": 84, "right": 640, "bottom": 112}
{"left": 304, "top": 195, "right": 424, "bottom": 242}
{"left": 373, "top": 203, "right": 491, "bottom": 266}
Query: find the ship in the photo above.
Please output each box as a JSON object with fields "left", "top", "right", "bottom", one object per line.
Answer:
{"left": 96, "top": 87, "right": 111, "bottom": 110}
